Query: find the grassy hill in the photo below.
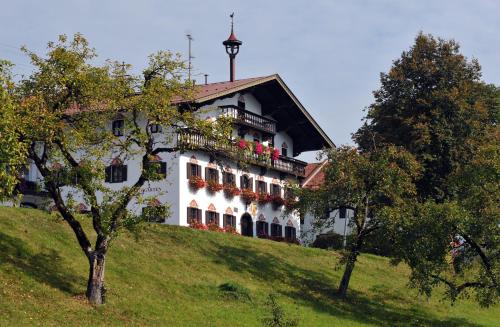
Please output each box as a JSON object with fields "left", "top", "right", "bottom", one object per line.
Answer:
{"left": 0, "top": 207, "right": 497, "bottom": 326}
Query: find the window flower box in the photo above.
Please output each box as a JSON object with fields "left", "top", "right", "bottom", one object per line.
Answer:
{"left": 207, "top": 180, "right": 223, "bottom": 193}
{"left": 223, "top": 184, "right": 241, "bottom": 198}
{"left": 188, "top": 176, "right": 206, "bottom": 190}
{"left": 240, "top": 189, "right": 258, "bottom": 204}
{"left": 257, "top": 192, "right": 271, "bottom": 205}
{"left": 270, "top": 195, "right": 285, "bottom": 208}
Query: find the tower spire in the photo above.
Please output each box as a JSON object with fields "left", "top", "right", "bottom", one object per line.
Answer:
{"left": 223, "top": 12, "right": 242, "bottom": 82}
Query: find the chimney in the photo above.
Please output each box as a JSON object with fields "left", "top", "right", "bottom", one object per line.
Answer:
{"left": 204, "top": 74, "right": 208, "bottom": 85}
{"left": 222, "top": 13, "right": 242, "bottom": 82}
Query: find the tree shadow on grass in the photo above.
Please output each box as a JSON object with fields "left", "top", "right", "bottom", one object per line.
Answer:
{"left": 0, "top": 231, "right": 81, "bottom": 294}
{"left": 200, "top": 241, "right": 482, "bottom": 327}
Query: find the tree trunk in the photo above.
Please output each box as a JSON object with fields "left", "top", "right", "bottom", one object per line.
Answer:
{"left": 86, "top": 252, "right": 106, "bottom": 305}
{"left": 337, "top": 248, "right": 359, "bottom": 298}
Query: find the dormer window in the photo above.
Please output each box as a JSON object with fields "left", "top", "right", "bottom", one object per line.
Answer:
{"left": 281, "top": 142, "right": 288, "bottom": 157}
{"left": 237, "top": 94, "right": 245, "bottom": 109}
{"left": 149, "top": 123, "right": 162, "bottom": 134}
{"left": 112, "top": 119, "right": 124, "bottom": 136}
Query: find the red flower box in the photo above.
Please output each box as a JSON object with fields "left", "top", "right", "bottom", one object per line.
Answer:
{"left": 207, "top": 180, "right": 223, "bottom": 193}
{"left": 240, "top": 189, "right": 258, "bottom": 203}
{"left": 257, "top": 192, "right": 271, "bottom": 204}
{"left": 189, "top": 176, "right": 206, "bottom": 190}
{"left": 270, "top": 195, "right": 285, "bottom": 207}
{"left": 223, "top": 184, "right": 241, "bottom": 198}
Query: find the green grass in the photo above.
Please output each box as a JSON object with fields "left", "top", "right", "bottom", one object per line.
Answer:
{"left": 0, "top": 207, "right": 497, "bottom": 326}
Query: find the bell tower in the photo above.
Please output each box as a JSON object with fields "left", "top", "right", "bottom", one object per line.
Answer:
{"left": 222, "top": 13, "right": 242, "bottom": 82}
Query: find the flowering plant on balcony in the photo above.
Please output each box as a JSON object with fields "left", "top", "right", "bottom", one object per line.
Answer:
{"left": 223, "top": 184, "right": 241, "bottom": 198}
{"left": 270, "top": 194, "right": 285, "bottom": 208}
{"left": 272, "top": 148, "right": 280, "bottom": 161}
{"left": 240, "top": 188, "right": 258, "bottom": 203}
{"left": 238, "top": 139, "right": 246, "bottom": 149}
{"left": 255, "top": 141, "right": 263, "bottom": 155}
{"left": 284, "top": 198, "right": 298, "bottom": 210}
{"left": 257, "top": 192, "right": 271, "bottom": 205}
{"left": 188, "top": 176, "right": 206, "bottom": 190}
{"left": 207, "top": 180, "right": 223, "bottom": 193}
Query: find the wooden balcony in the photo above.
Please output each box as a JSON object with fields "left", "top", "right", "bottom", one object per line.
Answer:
{"left": 177, "top": 132, "right": 306, "bottom": 177}
{"left": 220, "top": 105, "right": 276, "bottom": 135}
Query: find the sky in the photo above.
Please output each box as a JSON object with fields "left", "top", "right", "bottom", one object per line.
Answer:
{"left": 1, "top": 0, "right": 499, "bottom": 162}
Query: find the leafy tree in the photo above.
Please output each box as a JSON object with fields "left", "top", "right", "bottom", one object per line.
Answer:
{"left": 388, "top": 130, "right": 499, "bottom": 306}
{"left": 354, "top": 32, "right": 499, "bottom": 306}
{"left": 295, "top": 146, "right": 420, "bottom": 298}
{"left": 0, "top": 34, "right": 232, "bottom": 305}
{"left": 0, "top": 61, "right": 27, "bottom": 200}
{"left": 354, "top": 32, "right": 498, "bottom": 201}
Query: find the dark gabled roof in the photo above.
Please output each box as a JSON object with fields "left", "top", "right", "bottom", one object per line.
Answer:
{"left": 190, "top": 74, "right": 335, "bottom": 155}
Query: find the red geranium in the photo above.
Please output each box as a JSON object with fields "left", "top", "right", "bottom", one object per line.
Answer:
{"left": 238, "top": 139, "right": 246, "bottom": 149}
{"left": 189, "top": 220, "right": 208, "bottom": 230}
{"left": 270, "top": 194, "right": 285, "bottom": 207}
{"left": 240, "top": 189, "right": 258, "bottom": 203}
{"left": 272, "top": 148, "right": 280, "bottom": 160}
{"left": 189, "top": 176, "right": 206, "bottom": 190}
{"left": 207, "top": 180, "right": 224, "bottom": 193}
{"left": 255, "top": 142, "right": 263, "bottom": 155}
{"left": 257, "top": 192, "right": 271, "bottom": 204}
{"left": 223, "top": 184, "right": 241, "bottom": 198}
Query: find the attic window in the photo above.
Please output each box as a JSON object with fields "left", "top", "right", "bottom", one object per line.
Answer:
{"left": 237, "top": 94, "right": 245, "bottom": 109}
{"left": 281, "top": 142, "right": 288, "bottom": 157}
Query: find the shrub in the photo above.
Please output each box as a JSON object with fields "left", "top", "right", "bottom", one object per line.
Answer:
{"left": 223, "top": 225, "right": 239, "bottom": 235}
{"left": 218, "top": 282, "right": 251, "bottom": 301}
{"left": 189, "top": 220, "right": 208, "bottom": 230}
{"left": 261, "top": 294, "right": 299, "bottom": 327}
{"left": 207, "top": 222, "right": 224, "bottom": 232}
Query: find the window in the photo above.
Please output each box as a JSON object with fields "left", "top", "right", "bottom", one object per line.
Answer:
{"left": 284, "top": 187, "right": 293, "bottom": 199}
{"left": 271, "top": 223, "right": 282, "bottom": 237}
{"left": 223, "top": 214, "right": 236, "bottom": 228}
{"left": 187, "top": 207, "right": 202, "bottom": 224}
{"left": 271, "top": 184, "right": 281, "bottom": 196}
{"left": 285, "top": 226, "right": 296, "bottom": 241}
{"left": 206, "top": 211, "right": 220, "bottom": 225}
{"left": 238, "top": 94, "right": 245, "bottom": 109}
{"left": 240, "top": 175, "right": 253, "bottom": 191}
{"left": 145, "top": 161, "right": 167, "bottom": 179}
{"left": 205, "top": 167, "right": 219, "bottom": 182}
{"left": 256, "top": 221, "right": 269, "bottom": 237}
{"left": 142, "top": 206, "right": 166, "bottom": 223}
{"left": 223, "top": 172, "right": 236, "bottom": 185}
{"left": 339, "top": 207, "right": 347, "bottom": 219}
{"left": 186, "top": 163, "right": 201, "bottom": 178}
{"left": 256, "top": 180, "right": 267, "bottom": 194}
{"left": 281, "top": 142, "right": 288, "bottom": 157}
{"left": 149, "top": 123, "right": 162, "bottom": 133}
{"left": 105, "top": 164, "right": 127, "bottom": 183}
{"left": 112, "top": 119, "right": 124, "bottom": 136}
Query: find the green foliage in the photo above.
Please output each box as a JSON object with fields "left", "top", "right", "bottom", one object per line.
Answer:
{"left": 1, "top": 208, "right": 497, "bottom": 326}
{"left": 0, "top": 33, "right": 234, "bottom": 304}
{"left": 261, "top": 294, "right": 299, "bottom": 327}
{"left": 354, "top": 32, "right": 499, "bottom": 307}
{"left": 354, "top": 32, "right": 499, "bottom": 201}
{"left": 218, "top": 282, "right": 251, "bottom": 301}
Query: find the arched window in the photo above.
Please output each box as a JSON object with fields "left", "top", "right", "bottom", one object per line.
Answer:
{"left": 237, "top": 94, "right": 245, "bottom": 109}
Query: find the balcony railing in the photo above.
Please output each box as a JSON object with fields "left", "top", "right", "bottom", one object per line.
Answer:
{"left": 221, "top": 105, "right": 276, "bottom": 134}
{"left": 178, "top": 132, "right": 306, "bottom": 177}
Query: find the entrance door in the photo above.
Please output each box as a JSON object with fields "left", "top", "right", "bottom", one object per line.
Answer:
{"left": 240, "top": 213, "right": 253, "bottom": 237}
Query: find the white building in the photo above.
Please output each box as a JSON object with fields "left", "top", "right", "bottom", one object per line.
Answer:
{"left": 16, "top": 28, "right": 334, "bottom": 241}
{"left": 300, "top": 161, "right": 354, "bottom": 246}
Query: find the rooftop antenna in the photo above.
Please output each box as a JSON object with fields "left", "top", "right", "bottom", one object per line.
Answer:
{"left": 186, "top": 33, "right": 194, "bottom": 82}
